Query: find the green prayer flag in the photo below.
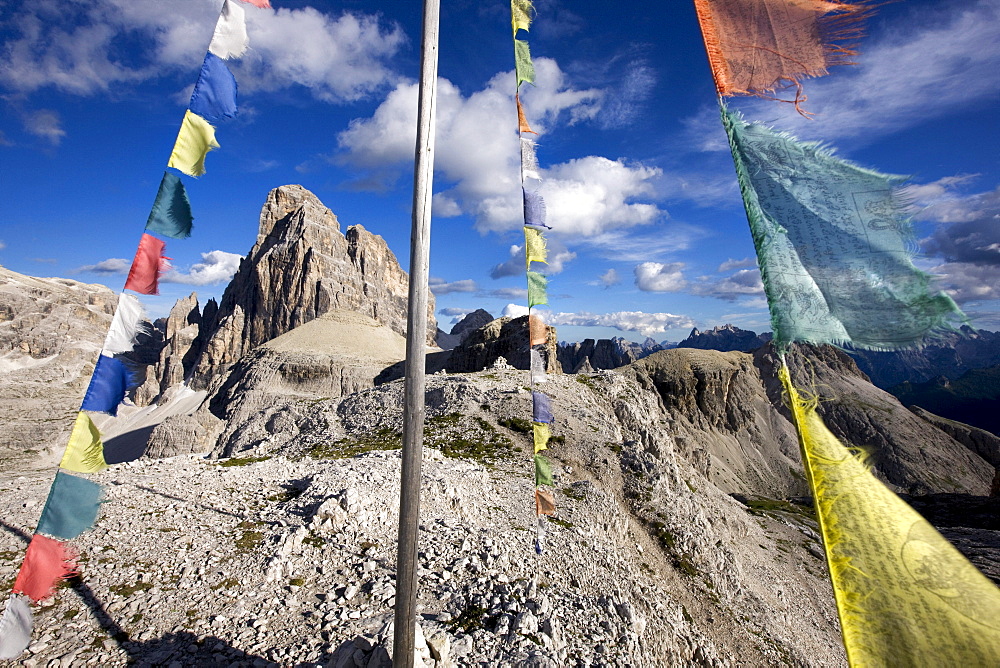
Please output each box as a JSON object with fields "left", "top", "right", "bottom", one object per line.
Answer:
{"left": 534, "top": 453, "right": 553, "bottom": 486}
{"left": 721, "top": 104, "right": 963, "bottom": 350}
{"left": 527, "top": 270, "right": 547, "bottom": 307}
{"left": 515, "top": 39, "right": 535, "bottom": 88}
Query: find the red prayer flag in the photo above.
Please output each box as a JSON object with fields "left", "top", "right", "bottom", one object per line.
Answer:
{"left": 237, "top": 0, "right": 271, "bottom": 7}
{"left": 12, "top": 535, "right": 79, "bottom": 603}
{"left": 124, "top": 234, "right": 170, "bottom": 295}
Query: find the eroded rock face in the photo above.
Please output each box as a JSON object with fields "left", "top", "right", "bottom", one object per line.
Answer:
{"left": 175, "top": 185, "right": 435, "bottom": 390}
{"left": 446, "top": 316, "right": 561, "bottom": 374}
{"left": 558, "top": 337, "right": 655, "bottom": 372}
{"left": 0, "top": 266, "right": 120, "bottom": 468}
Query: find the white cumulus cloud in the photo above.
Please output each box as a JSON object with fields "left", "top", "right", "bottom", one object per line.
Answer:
{"left": 0, "top": 0, "right": 404, "bottom": 103}
{"left": 163, "top": 250, "right": 243, "bottom": 285}
{"left": 428, "top": 277, "right": 478, "bottom": 295}
{"left": 546, "top": 311, "right": 695, "bottom": 337}
{"left": 338, "top": 59, "right": 664, "bottom": 237}
{"left": 77, "top": 257, "right": 131, "bottom": 274}
{"left": 634, "top": 262, "right": 686, "bottom": 292}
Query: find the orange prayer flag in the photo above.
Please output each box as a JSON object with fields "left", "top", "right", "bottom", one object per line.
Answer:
{"left": 529, "top": 314, "right": 547, "bottom": 346}
{"left": 517, "top": 94, "right": 536, "bottom": 134}
{"left": 693, "top": 0, "right": 870, "bottom": 112}
{"left": 535, "top": 489, "right": 556, "bottom": 516}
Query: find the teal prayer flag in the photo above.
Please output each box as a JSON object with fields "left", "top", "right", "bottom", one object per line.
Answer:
{"left": 145, "top": 171, "right": 193, "bottom": 239}
{"left": 721, "top": 104, "right": 963, "bottom": 351}
{"left": 36, "top": 471, "right": 103, "bottom": 540}
{"left": 527, "top": 270, "right": 547, "bottom": 307}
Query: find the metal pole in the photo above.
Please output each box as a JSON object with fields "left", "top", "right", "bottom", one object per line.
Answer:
{"left": 394, "top": 0, "right": 439, "bottom": 665}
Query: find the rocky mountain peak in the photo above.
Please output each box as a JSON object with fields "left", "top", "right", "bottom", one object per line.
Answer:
{"left": 140, "top": 185, "right": 436, "bottom": 397}
{"left": 677, "top": 323, "right": 772, "bottom": 353}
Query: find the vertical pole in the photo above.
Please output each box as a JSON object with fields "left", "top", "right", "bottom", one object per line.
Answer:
{"left": 394, "top": 0, "right": 439, "bottom": 666}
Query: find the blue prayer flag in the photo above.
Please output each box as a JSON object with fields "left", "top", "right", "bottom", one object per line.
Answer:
{"left": 532, "top": 391, "right": 553, "bottom": 423}
{"left": 80, "top": 355, "right": 134, "bottom": 416}
{"left": 189, "top": 52, "right": 238, "bottom": 122}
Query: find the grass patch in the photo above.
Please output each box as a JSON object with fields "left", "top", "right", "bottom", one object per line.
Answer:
{"left": 308, "top": 427, "right": 402, "bottom": 459}
{"left": 235, "top": 530, "right": 265, "bottom": 552}
{"left": 268, "top": 486, "right": 306, "bottom": 503}
{"left": 447, "top": 605, "right": 488, "bottom": 634}
{"left": 646, "top": 520, "right": 698, "bottom": 577}
{"left": 735, "top": 496, "right": 812, "bottom": 519}
{"left": 424, "top": 414, "right": 515, "bottom": 464}
{"left": 576, "top": 375, "right": 599, "bottom": 392}
{"left": 497, "top": 417, "right": 532, "bottom": 434}
{"left": 289, "top": 578, "right": 305, "bottom": 587}
{"left": 561, "top": 485, "right": 586, "bottom": 501}
{"left": 110, "top": 582, "right": 154, "bottom": 598}
{"left": 219, "top": 456, "right": 271, "bottom": 467}
{"left": 211, "top": 578, "right": 241, "bottom": 591}
{"left": 548, "top": 517, "right": 574, "bottom": 529}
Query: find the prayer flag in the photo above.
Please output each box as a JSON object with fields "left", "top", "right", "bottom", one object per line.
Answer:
{"left": 517, "top": 95, "right": 536, "bottom": 134}
{"left": 12, "top": 535, "right": 78, "bottom": 603}
{"left": 209, "top": 0, "right": 249, "bottom": 60}
{"left": 524, "top": 227, "right": 548, "bottom": 267}
{"left": 532, "top": 421, "right": 550, "bottom": 454}
{"left": 60, "top": 412, "right": 107, "bottom": 474}
{"left": 511, "top": 0, "right": 533, "bottom": 36}
{"left": 534, "top": 454, "right": 553, "bottom": 486}
{"left": 168, "top": 110, "right": 220, "bottom": 178}
{"left": 36, "top": 472, "right": 103, "bottom": 541}
{"left": 523, "top": 188, "right": 547, "bottom": 227}
{"left": 693, "top": 0, "right": 869, "bottom": 109}
{"left": 527, "top": 270, "right": 547, "bottom": 307}
{"left": 80, "top": 354, "right": 134, "bottom": 416}
{"left": 722, "top": 105, "right": 962, "bottom": 350}
{"left": 238, "top": 0, "right": 271, "bottom": 7}
{"left": 189, "top": 52, "right": 238, "bottom": 123}
{"left": 535, "top": 489, "right": 556, "bottom": 516}
{"left": 124, "top": 233, "right": 170, "bottom": 296}
{"left": 0, "top": 595, "right": 32, "bottom": 661}
{"left": 530, "top": 348, "right": 548, "bottom": 384}
{"left": 778, "top": 364, "right": 1000, "bottom": 665}
{"left": 520, "top": 138, "right": 541, "bottom": 181}
{"left": 103, "top": 293, "right": 148, "bottom": 355}
{"left": 528, "top": 314, "right": 547, "bottom": 346}
{"left": 524, "top": 227, "right": 547, "bottom": 267}
{"left": 515, "top": 39, "right": 535, "bottom": 88}
{"left": 145, "top": 171, "right": 193, "bottom": 239}
{"left": 532, "top": 391, "right": 553, "bottom": 423}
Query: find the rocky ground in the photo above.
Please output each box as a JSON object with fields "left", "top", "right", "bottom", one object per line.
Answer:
{"left": 1, "top": 366, "right": 847, "bottom": 668}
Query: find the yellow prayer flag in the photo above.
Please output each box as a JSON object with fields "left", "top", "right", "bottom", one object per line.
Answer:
{"left": 511, "top": 0, "right": 533, "bottom": 36}
{"left": 60, "top": 412, "right": 108, "bottom": 474}
{"left": 168, "top": 110, "right": 220, "bottom": 178}
{"left": 524, "top": 226, "right": 547, "bottom": 267}
{"left": 533, "top": 422, "right": 550, "bottom": 454}
{"left": 779, "top": 364, "right": 1000, "bottom": 666}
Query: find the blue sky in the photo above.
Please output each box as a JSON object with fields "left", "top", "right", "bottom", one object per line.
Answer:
{"left": 1, "top": 0, "right": 998, "bottom": 343}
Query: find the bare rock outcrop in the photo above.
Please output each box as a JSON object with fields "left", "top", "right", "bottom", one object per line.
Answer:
{"left": 446, "top": 316, "right": 561, "bottom": 374}
{"left": 624, "top": 344, "right": 996, "bottom": 497}
{"left": 141, "top": 185, "right": 436, "bottom": 394}
{"left": 0, "top": 266, "right": 120, "bottom": 468}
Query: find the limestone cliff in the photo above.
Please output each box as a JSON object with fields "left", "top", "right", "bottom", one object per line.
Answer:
{"left": 141, "top": 185, "right": 436, "bottom": 399}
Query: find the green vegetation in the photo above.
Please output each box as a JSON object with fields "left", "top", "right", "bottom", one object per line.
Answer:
{"left": 211, "top": 578, "right": 241, "bottom": 590}
{"left": 307, "top": 427, "right": 402, "bottom": 459}
{"left": 110, "top": 581, "right": 154, "bottom": 598}
{"left": 424, "top": 413, "right": 515, "bottom": 464}
{"left": 447, "top": 605, "right": 488, "bottom": 634}
{"left": 576, "top": 375, "right": 599, "bottom": 392}
{"left": 562, "top": 485, "right": 586, "bottom": 501}
{"left": 235, "top": 528, "right": 265, "bottom": 552}
{"left": 548, "top": 517, "right": 574, "bottom": 529}
{"left": 289, "top": 577, "right": 305, "bottom": 587}
{"left": 219, "top": 456, "right": 271, "bottom": 467}
{"left": 267, "top": 486, "right": 306, "bottom": 503}
{"left": 498, "top": 416, "right": 532, "bottom": 433}
{"left": 646, "top": 519, "right": 698, "bottom": 577}
{"left": 735, "top": 496, "right": 812, "bottom": 519}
